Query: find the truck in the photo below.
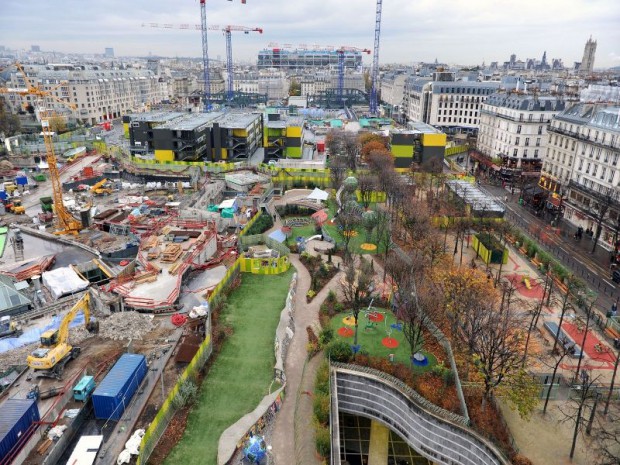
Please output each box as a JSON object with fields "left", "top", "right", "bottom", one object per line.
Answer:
{"left": 26, "top": 293, "right": 99, "bottom": 379}
{"left": 73, "top": 375, "right": 96, "bottom": 402}
{"left": 0, "top": 316, "right": 22, "bottom": 339}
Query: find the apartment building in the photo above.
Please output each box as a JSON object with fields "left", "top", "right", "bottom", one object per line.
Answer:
{"left": 5, "top": 64, "right": 168, "bottom": 125}
{"left": 299, "top": 72, "right": 365, "bottom": 98}
{"left": 403, "top": 72, "right": 499, "bottom": 134}
{"left": 380, "top": 72, "right": 409, "bottom": 115}
{"left": 542, "top": 104, "right": 620, "bottom": 250}
{"left": 477, "top": 93, "right": 565, "bottom": 177}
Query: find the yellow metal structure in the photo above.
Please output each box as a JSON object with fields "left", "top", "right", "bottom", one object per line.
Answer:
{"left": 27, "top": 293, "right": 98, "bottom": 376}
{"left": 90, "top": 178, "right": 113, "bottom": 195}
{"left": 0, "top": 62, "right": 82, "bottom": 234}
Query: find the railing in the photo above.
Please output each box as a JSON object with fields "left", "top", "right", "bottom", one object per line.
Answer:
{"left": 332, "top": 363, "right": 510, "bottom": 465}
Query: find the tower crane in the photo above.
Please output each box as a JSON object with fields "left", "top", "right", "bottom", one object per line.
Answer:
{"left": 369, "top": 0, "right": 383, "bottom": 115}
{"left": 0, "top": 63, "right": 82, "bottom": 235}
{"left": 199, "top": 0, "right": 248, "bottom": 112}
{"left": 337, "top": 47, "right": 371, "bottom": 108}
{"left": 142, "top": 21, "right": 262, "bottom": 102}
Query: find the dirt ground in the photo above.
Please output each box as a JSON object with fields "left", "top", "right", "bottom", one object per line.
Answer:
{"left": 498, "top": 399, "right": 602, "bottom": 465}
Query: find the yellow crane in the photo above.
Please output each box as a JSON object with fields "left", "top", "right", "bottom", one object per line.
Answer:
{"left": 0, "top": 63, "right": 82, "bottom": 234}
{"left": 27, "top": 292, "right": 99, "bottom": 379}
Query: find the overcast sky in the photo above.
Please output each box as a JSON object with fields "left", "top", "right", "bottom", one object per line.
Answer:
{"left": 2, "top": 0, "right": 619, "bottom": 68}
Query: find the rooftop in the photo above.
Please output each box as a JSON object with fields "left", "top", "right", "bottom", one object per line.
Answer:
{"left": 158, "top": 112, "right": 224, "bottom": 131}
{"left": 217, "top": 112, "right": 262, "bottom": 129}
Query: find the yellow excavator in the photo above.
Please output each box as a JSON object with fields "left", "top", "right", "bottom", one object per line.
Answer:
{"left": 90, "top": 178, "right": 113, "bottom": 196}
{"left": 27, "top": 292, "right": 99, "bottom": 379}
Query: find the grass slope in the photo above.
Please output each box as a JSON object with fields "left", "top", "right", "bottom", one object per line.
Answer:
{"left": 164, "top": 270, "right": 294, "bottom": 465}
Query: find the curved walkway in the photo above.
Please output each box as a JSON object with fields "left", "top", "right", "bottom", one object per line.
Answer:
{"left": 270, "top": 255, "right": 342, "bottom": 465}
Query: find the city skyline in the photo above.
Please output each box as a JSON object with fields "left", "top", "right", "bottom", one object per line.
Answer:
{"left": 2, "top": 0, "right": 620, "bottom": 68}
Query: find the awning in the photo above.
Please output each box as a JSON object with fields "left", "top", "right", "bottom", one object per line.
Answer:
{"left": 306, "top": 188, "right": 329, "bottom": 202}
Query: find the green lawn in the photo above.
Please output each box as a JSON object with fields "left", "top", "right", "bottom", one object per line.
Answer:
{"left": 164, "top": 270, "right": 294, "bottom": 465}
{"left": 286, "top": 224, "right": 319, "bottom": 246}
{"left": 329, "top": 310, "right": 436, "bottom": 373}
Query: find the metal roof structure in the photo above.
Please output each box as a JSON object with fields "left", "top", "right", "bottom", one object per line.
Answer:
{"left": 445, "top": 180, "right": 505, "bottom": 215}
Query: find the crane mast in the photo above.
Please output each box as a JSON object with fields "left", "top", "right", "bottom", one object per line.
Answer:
{"left": 200, "top": 0, "right": 211, "bottom": 112}
{"left": 369, "top": 0, "right": 383, "bottom": 115}
{"left": 0, "top": 63, "right": 81, "bottom": 234}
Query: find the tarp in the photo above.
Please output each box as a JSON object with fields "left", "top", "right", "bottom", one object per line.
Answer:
{"left": 0, "top": 311, "right": 86, "bottom": 353}
{"left": 268, "top": 230, "right": 287, "bottom": 243}
{"left": 306, "top": 188, "right": 329, "bottom": 202}
{"left": 311, "top": 209, "right": 328, "bottom": 225}
{"left": 221, "top": 208, "right": 235, "bottom": 218}
{"left": 42, "top": 267, "right": 89, "bottom": 299}
{"left": 218, "top": 199, "right": 238, "bottom": 211}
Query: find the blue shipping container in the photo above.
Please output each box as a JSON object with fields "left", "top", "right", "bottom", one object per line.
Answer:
{"left": 92, "top": 353, "right": 147, "bottom": 421}
{"left": 0, "top": 399, "right": 40, "bottom": 461}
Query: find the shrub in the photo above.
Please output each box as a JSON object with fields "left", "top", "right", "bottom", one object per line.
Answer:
{"left": 313, "top": 392, "right": 330, "bottom": 425}
{"left": 315, "top": 360, "right": 330, "bottom": 395}
{"left": 327, "top": 340, "right": 353, "bottom": 363}
{"left": 307, "top": 289, "right": 317, "bottom": 300}
{"left": 527, "top": 243, "right": 538, "bottom": 259}
{"left": 315, "top": 424, "right": 331, "bottom": 458}
{"left": 318, "top": 327, "right": 334, "bottom": 348}
{"left": 244, "top": 214, "right": 273, "bottom": 235}
{"left": 319, "top": 303, "right": 330, "bottom": 315}
{"left": 326, "top": 289, "right": 337, "bottom": 303}
{"left": 511, "top": 454, "right": 534, "bottom": 465}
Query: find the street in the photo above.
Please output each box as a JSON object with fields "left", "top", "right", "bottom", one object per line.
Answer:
{"left": 480, "top": 181, "right": 618, "bottom": 315}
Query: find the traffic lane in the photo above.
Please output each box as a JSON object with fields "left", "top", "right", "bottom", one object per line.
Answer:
{"left": 504, "top": 204, "right": 617, "bottom": 310}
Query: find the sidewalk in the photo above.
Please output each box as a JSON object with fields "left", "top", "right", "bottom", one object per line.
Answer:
{"left": 481, "top": 182, "right": 618, "bottom": 314}
{"left": 270, "top": 255, "right": 341, "bottom": 465}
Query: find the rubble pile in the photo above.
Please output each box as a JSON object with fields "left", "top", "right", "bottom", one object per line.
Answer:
{"left": 72, "top": 311, "right": 157, "bottom": 342}
{"left": 0, "top": 343, "right": 37, "bottom": 372}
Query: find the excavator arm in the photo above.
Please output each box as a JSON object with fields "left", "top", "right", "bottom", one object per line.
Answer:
{"left": 56, "top": 292, "right": 97, "bottom": 345}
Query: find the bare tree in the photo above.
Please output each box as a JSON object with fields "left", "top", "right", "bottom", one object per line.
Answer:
{"left": 336, "top": 199, "right": 362, "bottom": 262}
{"left": 329, "top": 155, "right": 347, "bottom": 190}
{"left": 522, "top": 272, "right": 554, "bottom": 368}
{"left": 471, "top": 281, "right": 525, "bottom": 404}
{"left": 542, "top": 342, "right": 575, "bottom": 414}
{"left": 559, "top": 370, "right": 600, "bottom": 459}
{"left": 357, "top": 172, "right": 378, "bottom": 209}
{"left": 340, "top": 256, "right": 375, "bottom": 346}
{"left": 594, "top": 410, "right": 620, "bottom": 464}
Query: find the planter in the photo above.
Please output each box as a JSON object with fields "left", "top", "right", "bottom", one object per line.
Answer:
{"left": 518, "top": 247, "right": 528, "bottom": 255}
{"left": 552, "top": 277, "right": 568, "bottom": 294}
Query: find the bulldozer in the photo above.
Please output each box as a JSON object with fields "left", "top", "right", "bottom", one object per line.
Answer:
{"left": 27, "top": 292, "right": 99, "bottom": 379}
{"left": 90, "top": 178, "right": 113, "bottom": 196}
{"left": 8, "top": 198, "right": 25, "bottom": 215}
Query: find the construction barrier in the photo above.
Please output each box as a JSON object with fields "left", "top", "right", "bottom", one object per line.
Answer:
{"left": 136, "top": 258, "right": 241, "bottom": 465}
{"left": 240, "top": 256, "right": 290, "bottom": 274}
{"left": 239, "top": 211, "right": 262, "bottom": 237}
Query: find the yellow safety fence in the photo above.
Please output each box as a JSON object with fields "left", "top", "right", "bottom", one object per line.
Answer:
{"left": 136, "top": 258, "right": 242, "bottom": 465}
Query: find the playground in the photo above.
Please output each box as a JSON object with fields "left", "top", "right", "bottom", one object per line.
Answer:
{"left": 329, "top": 309, "right": 437, "bottom": 371}
{"left": 164, "top": 269, "right": 294, "bottom": 465}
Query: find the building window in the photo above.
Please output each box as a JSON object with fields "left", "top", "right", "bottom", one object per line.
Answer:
{"left": 538, "top": 125, "right": 543, "bottom": 135}
{"left": 534, "top": 149, "right": 539, "bottom": 158}
{"left": 524, "top": 149, "right": 528, "bottom": 157}
{"left": 513, "top": 148, "right": 518, "bottom": 157}
{"left": 528, "top": 114, "right": 533, "bottom": 121}
{"left": 515, "top": 137, "right": 520, "bottom": 145}
{"left": 536, "top": 138, "right": 541, "bottom": 146}
{"left": 525, "top": 137, "right": 530, "bottom": 146}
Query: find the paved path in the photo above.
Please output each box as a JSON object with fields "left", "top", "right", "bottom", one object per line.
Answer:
{"left": 270, "top": 254, "right": 341, "bottom": 465}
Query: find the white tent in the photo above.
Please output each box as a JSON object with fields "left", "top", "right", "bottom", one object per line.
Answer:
{"left": 306, "top": 188, "right": 329, "bottom": 202}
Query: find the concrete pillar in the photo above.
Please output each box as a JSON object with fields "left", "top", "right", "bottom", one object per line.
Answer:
{"left": 368, "top": 420, "right": 389, "bottom": 465}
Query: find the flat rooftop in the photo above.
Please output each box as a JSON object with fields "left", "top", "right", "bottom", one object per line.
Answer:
{"left": 128, "top": 111, "right": 186, "bottom": 123}
{"left": 217, "top": 112, "right": 262, "bottom": 129}
{"left": 396, "top": 122, "right": 444, "bottom": 135}
{"left": 158, "top": 112, "right": 224, "bottom": 131}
